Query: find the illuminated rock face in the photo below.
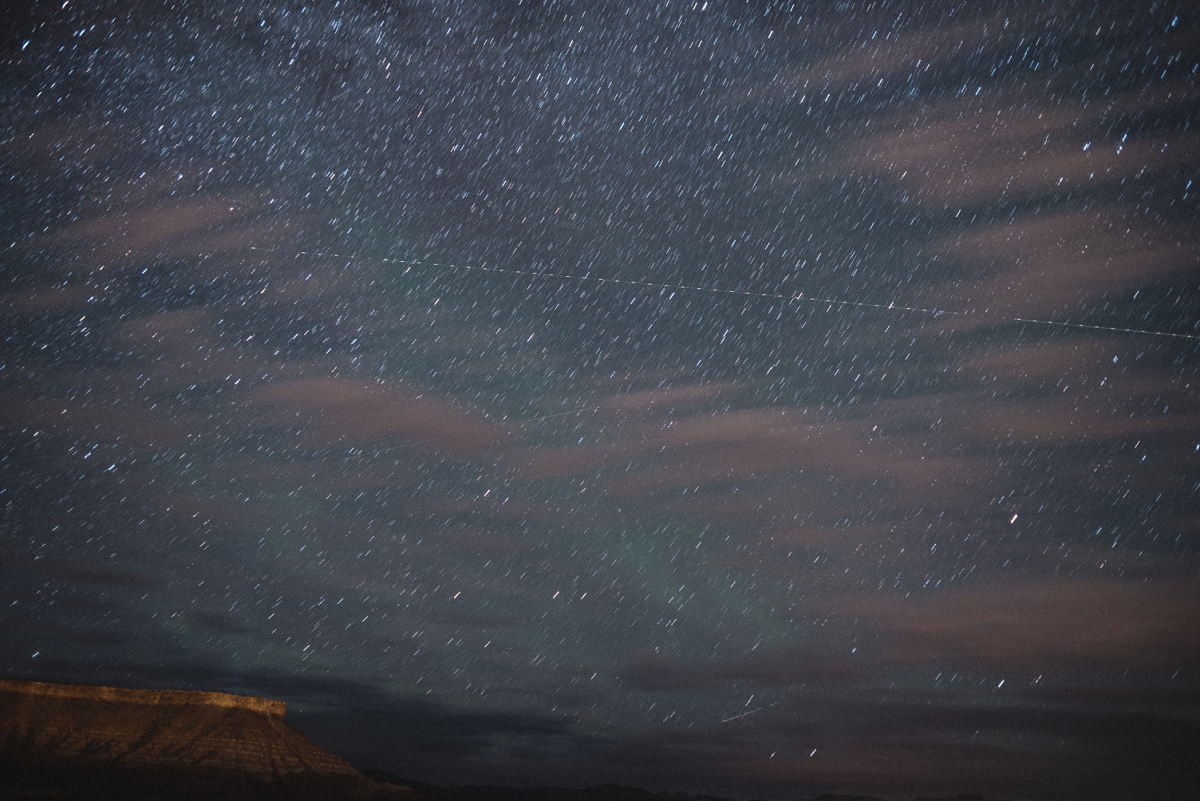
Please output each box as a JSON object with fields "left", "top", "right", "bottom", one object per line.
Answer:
{"left": 0, "top": 679, "right": 360, "bottom": 779}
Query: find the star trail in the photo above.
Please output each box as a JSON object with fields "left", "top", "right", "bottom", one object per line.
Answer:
{"left": 1, "top": 2, "right": 1198, "bottom": 800}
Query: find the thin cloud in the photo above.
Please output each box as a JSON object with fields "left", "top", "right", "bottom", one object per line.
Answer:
{"left": 1, "top": 113, "right": 146, "bottom": 170}
{"left": 818, "top": 82, "right": 1199, "bottom": 205}
{"left": 921, "top": 209, "right": 1197, "bottom": 330}
{"left": 835, "top": 580, "right": 1200, "bottom": 671}
{"left": 248, "top": 377, "right": 508, "bottom": 454}
{"left": 724, "top": 14, "right": 1025, "bottom": 106}
{"left": 0, "top": 392, "right": 197, "bottom": 449}
{"left": 597, "top": 382, "right": 742, "bottom": 416}
{"left": 0, "top": 283, "right": 103, "bottom": 315}
{"left": 40, "top": 195, "right": 271, "bottom": 268}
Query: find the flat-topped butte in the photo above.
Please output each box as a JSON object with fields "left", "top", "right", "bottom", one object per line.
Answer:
{"left": 0, "top": 678, "right": 287, "bottom": 718}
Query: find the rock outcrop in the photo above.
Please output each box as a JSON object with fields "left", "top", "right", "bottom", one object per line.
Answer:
{"left": 0, "top": 678, "right": 421, "bottom": 800}
{"left": 0, "top": 678, "right": 357, "bottom": 778}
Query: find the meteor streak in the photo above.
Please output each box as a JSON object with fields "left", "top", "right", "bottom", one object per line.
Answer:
{"left": 249, "top": 247, "right": 1197, "bottom": 341}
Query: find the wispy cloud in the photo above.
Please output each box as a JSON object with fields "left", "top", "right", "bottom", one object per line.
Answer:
{"left": 725, "top": 14, "right": 1026, "bottom": 105}
{"left": 40, "top": 195, "right": 273, "bottom": 268}
{"left": 838, "top": 102, "right": 1196, "bottom": 205}
{"left": 836, "top": 580, "right": 1200, "bottom": 670}
{"left": 920, "top": 209, "right": 1197, "bottom": 329}
{"left": 248, "top": 377, "right": 508, "bottom": 454}
{"left": 0, "top": 283, "right": 105, "bottom": 314}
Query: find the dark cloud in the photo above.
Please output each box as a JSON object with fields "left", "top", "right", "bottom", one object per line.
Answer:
{"left": 36, "top": 557, "right": 158, "bottom": 590}
{"left": 621, "top": 645, "right": 865, "bottom": 692}
{"left": 190, "top": 612, "right": 254, "bottom": 636}
{"left": 294, "top": 700, "right": 589, "bottom": 788}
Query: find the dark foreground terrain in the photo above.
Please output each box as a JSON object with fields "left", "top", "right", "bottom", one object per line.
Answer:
{"left": 0, "top": 762, "right": 419, "bottom": 801}
{"left": 0, "top": 764, "right": 1007, "bottom": 801}
{"left": 379, "top": 776, "right": 1006, "bottom": 801}
{"left": 1, "top": 679, "right": 1006, "bottom": 801}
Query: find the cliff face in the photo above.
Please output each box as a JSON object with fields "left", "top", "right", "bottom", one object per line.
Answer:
{"left": 0, "top": 678, "right": 359, "bottom": 779}
{"left": 2, "top": 678, "right": 288, "bottom": 718}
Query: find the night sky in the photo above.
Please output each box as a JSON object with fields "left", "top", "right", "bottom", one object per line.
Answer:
{"left": 2, "top": 2, "right": 1199, "bottom": 799}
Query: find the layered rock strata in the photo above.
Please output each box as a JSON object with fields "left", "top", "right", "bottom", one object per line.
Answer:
{"left": 0, "top": 678, "right": 358, "bottom": 778}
